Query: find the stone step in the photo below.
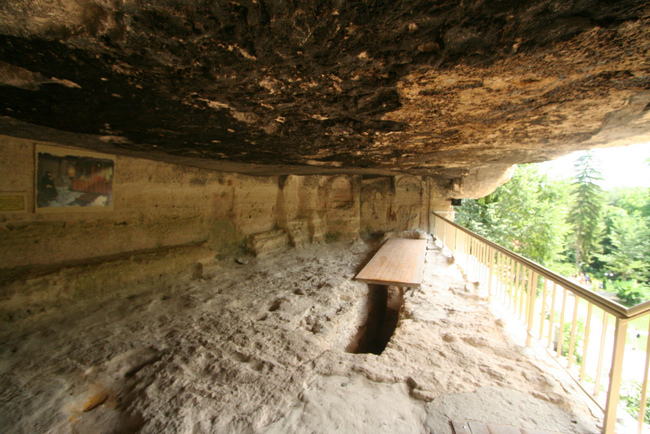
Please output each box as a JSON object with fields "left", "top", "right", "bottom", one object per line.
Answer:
{"left": 247, "top": 229, "right": 289, "bottom": 256}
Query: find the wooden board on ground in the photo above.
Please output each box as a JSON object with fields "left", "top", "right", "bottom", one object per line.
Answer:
{"left": 450, "top": 420, "right": 559, "bottom": 434}
{"left": 451, "top": 420, "right": 473, "bottom": 434}
{"left": 355, "top": 238, "right": 427, "bottom": 287}
{"left": 468, "top": 421, "right": 490, "bottom": 434}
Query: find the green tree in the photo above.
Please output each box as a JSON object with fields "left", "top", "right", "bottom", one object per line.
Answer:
{"left": 599, "top": 186, "right": 650, "bottom": 287}
{"left": 567, "top": 152, "right": 604, "bottom": 272}
{"left": 612, "top": 279, "right": 650, "bottom": 306}
{"left": 606, "top": 187, "right": 650, "bottom": 218}
{"left": 456, "top": 165, "right": 570, "bottom": 266}
{"left": 598, "top": 207, "right": 648, "bottom": 281}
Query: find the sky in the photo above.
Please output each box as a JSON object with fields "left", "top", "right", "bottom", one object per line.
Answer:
{"left": 537, "top": 141, "right": 650, "bottom": 190}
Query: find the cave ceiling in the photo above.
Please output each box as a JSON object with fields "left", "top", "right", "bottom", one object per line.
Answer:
{"left": 1, "top": 1, "right": 649, "bottom": 195}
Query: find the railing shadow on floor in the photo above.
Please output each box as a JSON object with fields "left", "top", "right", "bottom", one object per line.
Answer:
{"left": 431, "top": 212, "right": 650, "bottom": 434}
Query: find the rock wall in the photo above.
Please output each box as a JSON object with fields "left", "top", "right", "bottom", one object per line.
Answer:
{"left": 0, "top": 135, "right": 451, "bottom": 272}
{"left": 1, "top": 135, "right": 234, "bottom": 269}
{"left": 361, "top": 175, "right": 452, "bottom": 235}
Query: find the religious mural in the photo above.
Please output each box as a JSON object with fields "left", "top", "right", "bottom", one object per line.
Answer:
{"left": 35, "top": 145, "right": 115, "bottom": 212}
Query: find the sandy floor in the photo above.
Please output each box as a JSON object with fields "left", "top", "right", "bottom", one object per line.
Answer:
{"left": 0, "top": 236, "right": 600, "bottom": 433}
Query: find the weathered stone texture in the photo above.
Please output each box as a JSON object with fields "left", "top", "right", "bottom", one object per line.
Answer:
{"left": 0, "top": 137, "right": 444, "bottom": 269}
{"left": 0, "top": 1, "right": 648, "bottom": 196}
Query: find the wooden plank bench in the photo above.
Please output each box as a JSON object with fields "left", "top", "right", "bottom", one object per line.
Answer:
{"left": 355, "top": 238, "right": 427, "bottom": 287}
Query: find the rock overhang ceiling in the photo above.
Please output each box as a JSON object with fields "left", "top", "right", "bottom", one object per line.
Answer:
{"left": 0, "top": 0, "right": 649, "bottom": 197}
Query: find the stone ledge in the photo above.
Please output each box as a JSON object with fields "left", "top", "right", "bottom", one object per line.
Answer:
{"left": 247, "top": 229, "right": 289, "bottom": 256}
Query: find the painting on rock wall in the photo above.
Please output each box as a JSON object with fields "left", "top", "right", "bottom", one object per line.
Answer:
{"left": 35, "top": 145, "right": 115, "bottom": 212}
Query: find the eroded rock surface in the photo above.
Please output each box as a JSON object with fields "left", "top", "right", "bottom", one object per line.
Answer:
{"left": 0, "top": 1, "right": 649, "bottom": 194}
{"left": 0, "top": 239, "right": 599, "bottom": 433}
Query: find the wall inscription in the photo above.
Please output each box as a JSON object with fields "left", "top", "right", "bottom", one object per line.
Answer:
{"left": 0, "top": 193, "right": 26, "bottom": 212}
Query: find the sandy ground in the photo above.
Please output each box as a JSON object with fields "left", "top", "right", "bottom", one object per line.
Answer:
{"left": 0, "top": 236, "right": 600, "bottom": 433}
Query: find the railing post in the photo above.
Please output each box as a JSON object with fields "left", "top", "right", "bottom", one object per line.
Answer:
{"left": 518, "top": 265, "right": 527, "bottom": 320}
{"left": 503, "top": 258, "right": 517, "bottom": 308}
{"left": 595, "top": 310, "right": 608, "bottom": 398}
{"left": 526, "top": 271, "right": 537, "bottom": 347}
{"left": 473, "top": 240, "right": 479, "bottom": 282}
{"left": 603, "top": 317, "right": 629, "bottom": 434}
{"left": 480, "top": 243, "right": 487, "bottom": 288}
{"left": 568, "top": 295, "right": 580, "bottom": 369}
{"left": 638, "top": 319, "right": 650, "bottom": 434}
{"left": 452, "top": 226, "right": 457, "bottom": 259}
{"left": 487, "top": 246, "right": 494, "bottom": 301}
{"left": 473, "top": 240, "right": 479, "bottom": 280}
{"left": 442, "top": 217, "right": 446, "bottom": 246}
{"left": 580, "top": 303, "right": 593, "bottom": 381}
{"left": 557, "top": 287, "right": 568, "bottom": 357}
{"left": 520, "top": 264, "right": 528, "bottom": 314}
{"left": 547, "top": 282, "right": 557, "bottom": 350}
{"left": 539, "top": 278, "right": 547, "bottom": 344}
{"left": 460, "top": 230, "right": 466, "bottom": 267}
{"left": 468, "top": 236, "right": 473, "bottom": 276}
{"left": 511, "top": 261, "right": 519, "bottom": 311}
{"left": 483, "top": 244, "right": 492, "bottom": 286}
{"left": 496, "top": 252, "right": 505, "bottom": 299}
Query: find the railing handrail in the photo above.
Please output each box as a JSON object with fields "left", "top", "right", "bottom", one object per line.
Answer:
{"left": 433, "top": 212, "right": 647, "bottom": 320}
{"left": 626, "top": 299, "right": 650, "bottom": 318}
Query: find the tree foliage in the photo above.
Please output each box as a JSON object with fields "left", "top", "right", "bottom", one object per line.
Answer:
{"left": 567, "top": 152, "right": 604, "bottom": 271}
{"left": 454, "top": 154, "right": 649, "bottom": 306}
{"left": 612, "top": 280, "right": 650, "bottom": 307}
{"left": 598, "top": 207, "right": 649, "bottom": 281}
{"left": 599, "top": 187, "right": 650, "bottom": 286}
{"left": 455, "top": 165, "right": 570, "bottom": 266}
{"left": 606, "top": 187, "right": 650, "bottom": 218}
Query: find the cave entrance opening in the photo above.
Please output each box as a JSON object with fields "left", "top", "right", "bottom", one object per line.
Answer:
{"left": 346, "top": 285, "right": 404, "bottom": 355}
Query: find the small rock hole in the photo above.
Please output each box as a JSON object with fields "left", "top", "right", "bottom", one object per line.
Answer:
{"left": 233, "top": 351, "right": 251, "bottom": 363}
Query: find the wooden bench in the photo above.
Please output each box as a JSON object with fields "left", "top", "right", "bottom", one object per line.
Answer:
{"left": 355, "top": 238, "right": 427, "bottom": 287}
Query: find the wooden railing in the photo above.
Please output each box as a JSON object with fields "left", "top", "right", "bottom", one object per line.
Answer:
{"left": 432, "top": 212, "right": 650, "bottom": 434}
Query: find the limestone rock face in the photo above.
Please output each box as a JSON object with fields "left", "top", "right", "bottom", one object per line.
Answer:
{"left": 1, "top": 1, "right": 649, "bottom": 196}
